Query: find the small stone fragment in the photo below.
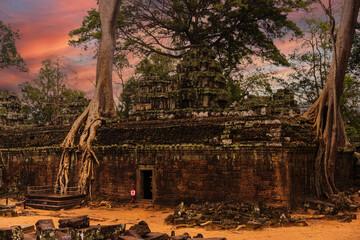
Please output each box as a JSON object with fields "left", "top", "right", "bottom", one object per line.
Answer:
{"left": 164, "top": 214, "right": 174, "bottom": 224}
{"left": 144, "top": 232, "right": 169, "bottom": 240}
{"left": 200, "top": 221, "right": 212, "bottom": 227}
{"left": 170, "top": 235, "right": 191, "bottom": 240}
{"left": 193, "top": 233, "right": 204, "bottom": 238}
{"left": 245, "top": 220, "right": 263, "bottom": 230}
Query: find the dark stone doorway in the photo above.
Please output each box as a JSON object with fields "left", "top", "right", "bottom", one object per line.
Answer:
{"left": 141, "top": 170, "right": 153, "bottom": 200}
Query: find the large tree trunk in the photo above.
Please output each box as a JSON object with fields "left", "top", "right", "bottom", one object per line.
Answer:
{"left": 303, "top": 0, "right": 360, "bottom": 198}
{"left": 56, "top": 0, "right": 121, "bottom": 194}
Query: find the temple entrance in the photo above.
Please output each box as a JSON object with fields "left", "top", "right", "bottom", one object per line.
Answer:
{"left": 137, "top": 166, "right": 156, "bottom": 201}
{"left": 141, "top": 170, "right": 153, "bottom": 199}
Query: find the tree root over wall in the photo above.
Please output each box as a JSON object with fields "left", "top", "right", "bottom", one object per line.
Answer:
{"left": 55, "top": 0, "right": 121, "bottom": 195}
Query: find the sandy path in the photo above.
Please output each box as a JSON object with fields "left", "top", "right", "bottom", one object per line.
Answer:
{"left": 1, "top": 199, "right": 360, "bottom": 240}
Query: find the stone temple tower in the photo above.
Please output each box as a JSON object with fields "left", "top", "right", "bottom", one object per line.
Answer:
{"left": 175, "top": 47, "right": 228, "bottom": 110}
{"left": 131, "top": 46, "right": 228, "bottom": 119}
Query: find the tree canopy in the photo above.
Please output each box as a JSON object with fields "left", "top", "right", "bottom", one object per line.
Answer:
{"left": 19, "top": 59, "right": 88, "bottom": 125}
{"left": 0, "top": 21, "right": 27, "bottom": 71}
{"left": 69, "top": 0, "right": 313, "bottom": 75}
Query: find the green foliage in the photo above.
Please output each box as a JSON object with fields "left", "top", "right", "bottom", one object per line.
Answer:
{"left": 0, "top": 21, "right": 27, "bottom": 71}
{"left": 68, "top": 8, "right": 130, "bottom": 64}
{"left": 340, "top": 75, "right": 360, "bottom": 139}
{"left": 69, "top": 0, "right": 313, "bottom": 76}
{"left": 135, "top": 52, "right": 176, "bottom": 78}
{"left": 348, "top": 22, "right": 360, "bottom": 74}
{"left": 226, "top": 71, "right": 273, "bottom": 106}
{"left": 117, "top": 77, "right": 138, "bottom": 118}
{"left": 19, "top": 59, "right": 88, "bottom": 125}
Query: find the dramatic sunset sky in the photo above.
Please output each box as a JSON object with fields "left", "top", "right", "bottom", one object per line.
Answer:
{"left": 0, "top": 0, "right": 336, "bottom": 97}
{"left": 0, "top": 0, "right": 99, "bottom": 94}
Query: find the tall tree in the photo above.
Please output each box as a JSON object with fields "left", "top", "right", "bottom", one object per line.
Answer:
{"left": 19, "top": 58, "right": 87, "bottom": 125}
{"left": 56, "top": 0, "right": 121, "bottom": 194}
{"left": 303, "top": 0, "right": 360, "bottom": 198}
{"left": 0, "top": 21, "right": 27, "bottom": 71}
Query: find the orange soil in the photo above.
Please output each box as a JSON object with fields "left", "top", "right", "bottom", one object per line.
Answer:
{"left": 0, "top": 198, "right": 359, "bottom": 240}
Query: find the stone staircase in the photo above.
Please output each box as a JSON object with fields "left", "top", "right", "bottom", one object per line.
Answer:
{"left": 25, "top": 185, "right": 86, "bottom": 210}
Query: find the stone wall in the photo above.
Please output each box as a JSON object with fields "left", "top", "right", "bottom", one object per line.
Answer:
{"left": 0, "top": 145, "right": 354, "bottom": 206}
{"left": 0, "top": 116, "right": 356, "bottom": 206}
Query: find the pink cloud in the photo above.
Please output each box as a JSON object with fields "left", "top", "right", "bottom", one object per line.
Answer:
{"left": 0, "top": 0, "right": 98, "bottom": 94}
{"left": 0, "top": 0, "right": 342, "bottom": 96}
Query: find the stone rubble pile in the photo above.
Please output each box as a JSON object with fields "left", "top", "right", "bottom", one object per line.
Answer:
{"left": 0, "top": 203, "right": 35, "bottom": 217}
{"left": 304, "top": 199, "right": 358, "bottom": 222}
{"left": 166, "top": 201, "right": 308, "bottom": 230}
{"left": 0, "top": 216, "right": 226, "bottom": 240}
{"left": 166, "top": 200, "right": 359, "bottom": 230}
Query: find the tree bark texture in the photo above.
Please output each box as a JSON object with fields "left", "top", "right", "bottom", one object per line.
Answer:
{"left": 303, "top": 0, "right": 360, "bottom": 198}
{"left": 56, "top": 0, "right": 121, "bottom": 194}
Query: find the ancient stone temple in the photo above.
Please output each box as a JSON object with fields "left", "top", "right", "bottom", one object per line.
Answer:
{"left": 0, "top": 90, "right": 25, "bottom": 126}
{"left": 131, "top": 47, "right": 228, "bottom": 119}
{"left": 0, "top": 47, "right": 357, "bottom": 208}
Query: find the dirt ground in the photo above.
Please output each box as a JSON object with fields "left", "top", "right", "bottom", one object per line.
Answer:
{"left": 1, "top": 198, "right": 360, "bottom": 240}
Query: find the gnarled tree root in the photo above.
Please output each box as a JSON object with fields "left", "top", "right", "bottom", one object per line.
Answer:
{"left": 55, "top": 101, "right": 104, "bottom": 195}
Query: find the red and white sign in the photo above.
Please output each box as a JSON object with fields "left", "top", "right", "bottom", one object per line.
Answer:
{"left": 131, "top": 189, "right": 136, "bottom": 196}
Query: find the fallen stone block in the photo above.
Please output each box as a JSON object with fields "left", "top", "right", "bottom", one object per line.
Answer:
{"left": 58, "top": 215, "right": 90, "bottom": 229}
{"left": 0, "top": 226, "right": 24, "bottom": 240}
{"left": 144, "top": 232, "right": 169, "bottom": 240}
{"left": 74, "top": 224, "right": 126, "bottom": 240}
{"left": 128, "top": 221, "right": 150, "bottom": 237}
{"left": 24, "top": 232, "right": 36, "bottom": 240}
{"left": 55, "top": 231, "right": 72, "bottom": 240}
{"left": 35, "top": 219, "right": 56, "bottom": 240}
{"left": 170, "top": 235, "right": 190, "bottom": 240}
{"left": 11, "top": 225, "right": 35, "bottom": 234}
{"left": 35, "top": 219, "right": 55, "bottom": 231}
